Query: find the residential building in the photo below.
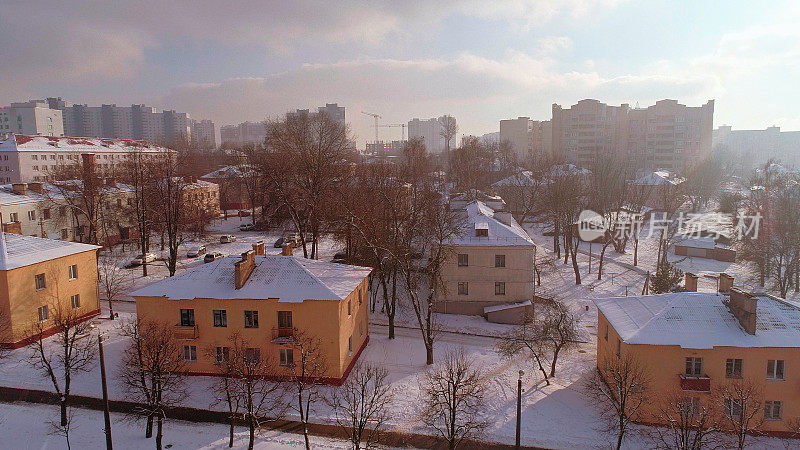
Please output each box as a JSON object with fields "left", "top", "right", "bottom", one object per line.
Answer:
{"left": 199, "top": 165, "right": 251, "bottom": 211}
{"left": 552, "top": 99, "right": 714, "bottom": 173}
{"left": 0, "top": 182, "right": 79, "bottom": 240}
{"left": 219, "top": 121, "right": 267, "bottom": 147}
{"left": 629, "top": 169, "right": 685, "bottom": 210}
{"left": 365, "top": 140, "right": 406, "bottom": 157}
{"left": 714, "top": 125, "right": 800, "bottom": 175}
{"left": 0, "top": 134, "right": 172, "bottom": 183}
{"left": 437, "top": 192, "right": 536, "bottom": 318}
{"left": 318, "top": 103, "right": 346, "bottom": 125}
{"left": 500, "top": 117, "right": 533, "bottom": 159}
{"left": 0, "top": 101, "right": 64, "bottom": 138}
{"left": 408, "top": 116, "right": 457, "bottom": 154}
{"left": 131, "top": 244, "right": 372, "bottom": 383}
{"left": 190, "top": 119, "right": 216, "bottom": 149}
{"left": 0, "top": 232, "right": 101, "bottom": 348}
{"left": 595, "top": 277, "right": 800, "bottom": 434}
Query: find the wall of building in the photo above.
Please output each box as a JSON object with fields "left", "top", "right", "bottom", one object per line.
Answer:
{"left": 0, "top": 249, "right": 100, "bottom": 347}
{"left": 437, "top": 244, "right": 535, "bottom": 315}
{"left": 134, "top": 276, "right": 370, "bottom": 382}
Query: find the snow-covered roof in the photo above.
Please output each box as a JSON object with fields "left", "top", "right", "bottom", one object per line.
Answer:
{"left": 0, "top": 232, "right": 100, "bottom": 271}
{"left": 631, "top": 170, "right": 685, "bottom": 186}
{"left": 484, "top": 300, "right": 532, "bottom": 314}
{"left": 595, "top": 292, "right": 800, "bottom": 348}
{"left": 131, "top": 255, "right": 372, "bottom": 302}
{"left": 545, "top": 164, "right": 591, "bottom": 179}
{"left": 448, "top": 200, "right": 534, "bottom": 247}
{"left": 674, "top": 236, "right": 716, "bottom": 249}
{"left": 492, "top": 171, "right": 537, "bottom": 187}
{"left": 200, "top": 165, "right": 253, "bottom": 179}
{"left": 0, "top": 134, "right": 169, "bottom": 153}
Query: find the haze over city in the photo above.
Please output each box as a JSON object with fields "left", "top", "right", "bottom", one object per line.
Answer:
{"left": 2, "top": 0, "right": 800, "bottom": 146}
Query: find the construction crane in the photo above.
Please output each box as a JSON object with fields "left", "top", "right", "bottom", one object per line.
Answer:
{"left": 379, "top": 123, "right": 407, "bottom": 141}
{"left": 361, "top": 111, "right": 382, "bottom": 143}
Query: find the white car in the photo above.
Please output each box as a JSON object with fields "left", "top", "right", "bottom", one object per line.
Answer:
{"left": 130, "top": 252, "right": 157, "bottom": 266}
{"left": 220, "top": 234, "right": 237, "bottom": 243}
{"left": 187, "top": 245, "right": 207, "bottom": 258}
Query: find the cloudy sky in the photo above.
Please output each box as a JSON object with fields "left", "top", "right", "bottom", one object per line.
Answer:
{"left": 2, "top": 0, "right": 798, "bottom": 146}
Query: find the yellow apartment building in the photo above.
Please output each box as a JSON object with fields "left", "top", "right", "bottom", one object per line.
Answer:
{"left": 0, "top": 232, "right": 101, "bottom": 348}
{"left": 131, "top": 243, "right": 372, "bottom": 384}
{"left": 595, "top": 284, "right": 800, "bottom": 435}
{"left": 437, "top": 193, "right": 536, "bottom": 319}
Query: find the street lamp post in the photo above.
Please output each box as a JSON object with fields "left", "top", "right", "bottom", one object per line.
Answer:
{"left": 516, "top": 369, "right": 524, "bottom": 449}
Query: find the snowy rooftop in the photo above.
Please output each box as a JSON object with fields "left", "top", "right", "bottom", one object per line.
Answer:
{"left": 200, "top": 165, "right": 254, "bottom": 179}
{"left": 0, "top": 134, "right": 169, "bottom": 153}
{"left": 594, "top": 292, "right": 800, "bottom": 348}
{"left": 131, "top": 255, "right": 372, "bottom": 302}
{"left": 492, "top": 171, "right": 537, "bottom": 187}
{"left": 0, "top": 232, "right": 101, "bottom": 271}
{"left": 449, "top": 200, "right": 534, "bottom": 247}
{"left": 631, "top": 170, "right": 685, "bottom": 186}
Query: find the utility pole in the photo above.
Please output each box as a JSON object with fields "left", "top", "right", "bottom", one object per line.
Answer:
{"left": 516, "top": 370, "right": 524, "bottom": 449}
{"left": 99, "top": 335, "right": 113, "bottom": 450}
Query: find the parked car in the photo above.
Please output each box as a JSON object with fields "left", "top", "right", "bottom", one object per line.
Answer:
{"left": 187, "top": 245, "right": 207, "bottom": 258}
{"left": 237, "top": 210, "right": 251, "bottom": 217}
{"left": 220, "top": 234, "right": 237, "bottom": 243}
{"left": 129, "top": 252, "right": 156, "bottom": 266}
{"left": 204, "top": 252, "right": 225, "bottom": 263}
{"left": 332, "top": 250, "right": 347, "bottom": 264}
{"left": 239, "top": 223, "right": 255, "bottom": 231}
{"left": 274, "top": 233, "right": 301, "bottom": 248}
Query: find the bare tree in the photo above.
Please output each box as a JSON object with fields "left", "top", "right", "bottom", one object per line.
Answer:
{"left": 712, "top": 378, "right": 764, "bottom": 450}
{"left": 98, "top": 254, "right": 133, "bottom": 320}
{"left": 120, "top": 150, "right": 157, "bottom": 276}
{"left": 585, "top": 352, "right": 651, "bottom": 450}
{"left": 329, "top": 362, "right": 393, "bottom": 449}
{"left": 45, "top": 159, "right": 109, "bottom": 245}
{"left": 650, "top": 391, "right": 720, "bottom": 450}
{"left": 28, "top": 276, "right": 97, "bottom": 428}
{"left": 419, "top": 348, "right": 490, "bottom": 450}
{"left": 440, "top": 115, "right": 458, "bottom": 171}
{"left": 683, "top": 157, "right": 724, "bottom": 212}
{"left": 118, "top": 318, "right": 187, "bottom": 450}
{"left": 150, "top": 152, "right": 187, "bottom": 276}
{"left": 283, "top": 329, "right": 329, "bottom": 450}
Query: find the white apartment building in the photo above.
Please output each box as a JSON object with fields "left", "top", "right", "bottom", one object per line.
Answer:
{"left": 190, "top": 119, "right": 216, "bottom": 148}
{"left": 0, "top": 134, "right": 172, "bottom": 183}
{"left": 0, "top": 101, "right": 64, "bottom": 138}
{"left": 499, "top": 117, "right": 552, "bottom": 162}
{"left": 408, "top": 116, "right": 457, "bottom": 154}
{"left": 318, "top": 103, "right": 346, "bottom": 125}
{"left": 714, "top": 125, "right": 800, "bottom": 174}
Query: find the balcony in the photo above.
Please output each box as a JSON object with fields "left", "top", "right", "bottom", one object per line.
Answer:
{"left": 679, "top": 374, "right": 711, "bottom": 392}
{"left": 271, "top": 327, "right": 295, "bottom": 344}
{"left": 174, "top": 324, "right": 199, "bottom": 340}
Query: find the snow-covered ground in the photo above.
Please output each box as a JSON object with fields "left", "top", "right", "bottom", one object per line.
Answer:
{"left": 0, "top": 401, "right": 351, "bottom": 449}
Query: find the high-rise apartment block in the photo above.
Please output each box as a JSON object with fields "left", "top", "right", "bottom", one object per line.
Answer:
{"left": 2, "top": 98, "right": 214, "bottom": 147}
{"left": 219, "top": 121, "right": 267, "bottom": 147}
{"left": 317, "top": 103, "right": 346, "bottom": 125}
{"left": 0, "top": 101, "right": 64, "bottom": 138}
{"left": 714, "top": 125, "right": 800, "bottom": 174}
{"left": 551, "top": 99, "right": 714, "bottom": 172}
{"left": 408, "top": 116, "right": 457, "bottom": 154}
{"left": 499, "top": 117, "right": 552, "bottom": 162}
{"left": 190, "top": 119, "right": 216, "bottom": 149}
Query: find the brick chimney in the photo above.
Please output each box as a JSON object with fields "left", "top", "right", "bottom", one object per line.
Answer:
{"left": 27, "top": 182, "right": 43, "bottom": 194}
{"left": 728, "top": 288, "right": 758, "bottom": 335}
{"left": 719, "top": 273, "right": 734, "bottom": 293}
{"left": 11, "top": 183, "right": 27, "bottom": 195}
{"left": 81, "top": 153, "right": 96, "bottom": 176}
{"left": 252, "top": 241, "right": 265, "bottom": 256}
{"left": 684, "top": 272, "right": 698, "bottom": 292}
{"left": 234, "top": 250, "right": 256, "bottom": 289}
{"left": 281, "top": 243, "right": 294, "bottom": 256}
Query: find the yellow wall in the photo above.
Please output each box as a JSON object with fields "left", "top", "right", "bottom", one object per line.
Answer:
{"left": 0, "top": 249, "right": 100, "bottom": 345}
{"left": 134, "top": 277, "right": 370, "bottom": 380}
{"left": 598, "top": 312, "right": 800, "bottom": 433}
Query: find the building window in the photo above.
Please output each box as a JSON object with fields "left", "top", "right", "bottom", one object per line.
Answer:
{"left": 245, "top": 348, "right": 261, "bottom": 365}
{"left": 347, "top": 300, "right": 351, "bottom": 316}
{"left": 495, "top": 282, "right": 506, "bottom": 295}
{"left": 685, "top": 357, "right": 703, "bottom": 377}
{"left": 183, "top": 345, "right": 197, "bottom": 362}
{"left": 9, "top": 212, "right": 18, "bottom": 222}
{"left": 457, "top": 253, "right": 468, "bottom": 267}
{"left": 681, "top": 397, "right": 700, "bottom": 417}
{"left": 37, "top": 305, "right": 49, "bottom": 322}
{"left": 495, "top": 254, "right": 506, "bottom": 268}
{"left": 244, "top": 310, "right": 259, "bottom": 328}
{"left": 726, "top": 359, "right": 743, "bottom": 378}
{"left": 348, "top": 336, "right": 353, "bottom": 356}
{"left": 179, "top": 308, "right": 195, "bottom": 327}
{"left": 457, "top": 282, "right": 468, "bottom": 295}
{"left": 43, "top": 209, "right": 51, "bottom": 220}
{"left": 70, "top": 294, "right": 80, "bottom": 309}
{"left": 27, "top": 210, "right": 36, "bottom": 221}
{"left": 278, "top": 311, "right": 293, "bottom": 329}
{"left": 767, "top": 360, "right": 785, "bottom": 380}
{"left": 213, "top": 310, "right": 227, "bottom": 327}
{"left": 35, "top": 273, "right": 46, "bottom": 290}
{"left": 68, "top": 264, "right": 78, "bottom": 280}
{"left": 280, "top": 348, "right": 294, "bottom": 366}
{"left": 215, "top": 347, "right": 230, "bottom": 364}
{"left": 724, "top": 398, "right": 743, "bottom": 419}
{"left": 765, "top": 401, "right": 783, "bottom": 420}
